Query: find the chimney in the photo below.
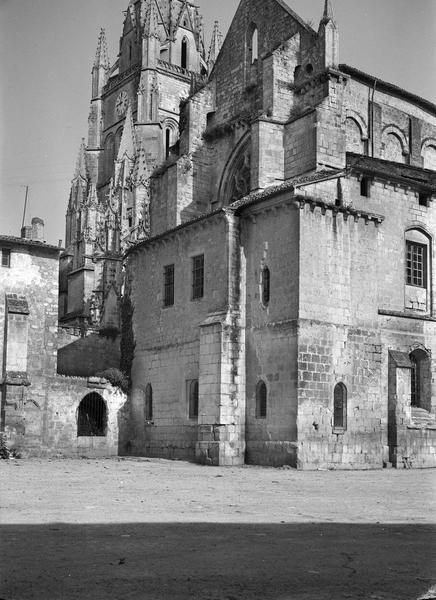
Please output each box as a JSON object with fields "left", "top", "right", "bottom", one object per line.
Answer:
{"left": 31, "top": 217, "right": 45, "bottom": 242}
{"left": 21, "top": 225, "right": 32, "bottom": 239}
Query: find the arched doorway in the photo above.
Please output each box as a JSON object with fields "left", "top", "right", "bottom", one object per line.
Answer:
{"left": 77, "top": 393, "right": 107, "bottom": 436}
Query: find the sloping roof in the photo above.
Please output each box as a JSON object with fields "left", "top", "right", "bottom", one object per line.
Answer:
{"left": 231, "top": 169, "right": 343, "bottom": 211}
{"left": 274, "top": 0, "right": 316, "bottom": 33}
{"left": 339, "top": 64, "right": 436, "bottom": 115}
{"left": 389, "top": 350, "right": 412, "bottom": 369}
{"left": 0, "top": 235, "right": 63, "bottom": 253}
{"left": 347, "top": 153, "right": 436, "bottom": 192}
{"left": 124, "top": 169, "right": 345, "bottom": 257}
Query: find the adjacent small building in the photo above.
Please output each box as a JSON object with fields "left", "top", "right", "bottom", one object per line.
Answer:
{"left": 0, "top": 219, "right": 127, "bottom": 457}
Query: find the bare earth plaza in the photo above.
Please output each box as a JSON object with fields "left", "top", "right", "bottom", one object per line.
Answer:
{"left": 1, "top": 0, "right": 436, "bottom": 597}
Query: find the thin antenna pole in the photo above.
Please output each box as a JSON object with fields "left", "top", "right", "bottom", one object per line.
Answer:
{"left": 21, "top": 185, "right": 29, "bottom": 229}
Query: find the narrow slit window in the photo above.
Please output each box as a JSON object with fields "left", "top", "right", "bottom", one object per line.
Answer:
{"left": 165, "top": 128, "right": 171, "bottom": 159}
{"left": 145, "top": 384, "right": 153, "bottom": 421}
{"left": 189, "top": 379, "right": 199, "bottom": 419}
{"left": 333, "top": 383, "right": 347, "bottom": 430}
{"left": 256, "top": 380, "right": 267, "bottom": 418}
{"left": 262, "top": 266, "right": 270, "bottom": 306}
{"left": 181, "top": 38, "right": 188, "bottom": 70}
{"left": 410, "top": 355, "right": 419, "bottom": 407}
{"left": 251, "top": 27, "right": 258, "bottom": 63}
{"left": 163, "top": 264, "right": 175, "bottom": 307}
{"left": 192, "top": 254, "right": 204, "bottom": 300}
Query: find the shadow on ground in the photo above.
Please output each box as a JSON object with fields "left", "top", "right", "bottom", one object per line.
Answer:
{"left": 1, "top": 523, "right": 435, "bottom": 599}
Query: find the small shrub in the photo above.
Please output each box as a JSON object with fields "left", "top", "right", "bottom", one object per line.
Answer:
{"left": 96, "top": 368, "right": 130, "bottom": 394}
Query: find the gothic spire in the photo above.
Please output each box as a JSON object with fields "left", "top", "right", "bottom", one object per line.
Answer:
{"left": 94, "top": 28, "right": 110, "bottom": 69}
{"left": 144, "top": 0, "right": 160, "bottom": 39}
{"left": 318, "top": 0, "right": 339, "bottom": 67}
{"left": 73, "top": 138, "right": 88, "bottom": 180}
{"left": 321, "top": 0, "right": 335, "bottom": 24}
{"left": 207, "top": 21, "right": 223, "bottom": 72}
{"left": 117, "top": 103, "right": 137, "bottom": 161}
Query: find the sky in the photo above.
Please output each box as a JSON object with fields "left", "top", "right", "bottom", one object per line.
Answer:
{"left": 0, "top": 0, "right": 435, "bottom": 245}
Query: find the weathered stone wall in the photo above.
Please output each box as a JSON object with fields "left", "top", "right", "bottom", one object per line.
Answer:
{"left": 0, "top": 242, "right": 128, "bottom": 457}
{"left": 126, "top": 214, "right": 230, "bottom": 459}
{"left": 212, "top": 0, "right": 314, "bottom": 124}
{"left": 0, "top": 246, "right": 59, "bottom": 386}
{"left": 342, "top": 76, "right": 436, "bottom": 164}
{"left": 293, "top": 172, "right": 436, "bottom": 469}
{"left": 241, "top": 202, "right": 299, "bottom": 466}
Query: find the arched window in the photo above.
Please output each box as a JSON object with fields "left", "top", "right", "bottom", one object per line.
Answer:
{"left": 251, "top": 27, "right": 258, "bottom": 63}
{"left": 165, "top": 128, "right": 171, "bottom": 158}
{"left": 256, "top": 380, "right": 267, "bottom": 418}
{"left": 346, "top": 117, "right": 365, "bottom": 154}
{"left": 333, "top": 383, "right": 347, "bottom": 430}
{"left": 188, "top": 379, "right": 199, "bottom": 419}
{"left": 422, "top": 144, "right": 436, "bottom": 170}
{"left": 410, "top": 349, "right": 431, "bottom": 411}
{"left": 261, "top": 266, "right": 270, "bottom": 306}
{"left": 77, "top": 393, "right": 107, "bottom": 436}
{"left": 145, "top": 383, "right": 153, "bottom": 421}
{"left": 220, "top": 141, "right": 251, "bottom": 205}
{"left": 181, "top": 38, "right": 188, "bottom": 70}
{"left": 383, "top": 132, "right": 406, "bottom": 164}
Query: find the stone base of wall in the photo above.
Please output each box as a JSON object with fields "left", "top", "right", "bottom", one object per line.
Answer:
{"left": 393, "top": 426, "right": 436, "bottom": 469}
{"left": 246, "top": 441, "right": 298, "bottom": 467}
{"left": 142, "top": 444, "right": 196, "bottom": 462}
{"left": 296, "top": 440, "right": 390, "bottom": 470}
{"left": 195, "top": 440, "right": 245, "bottom": 466}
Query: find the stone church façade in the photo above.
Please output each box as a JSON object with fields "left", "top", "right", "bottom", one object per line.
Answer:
{"left": 61, "top": 0, "right": 436, "bottom": 469}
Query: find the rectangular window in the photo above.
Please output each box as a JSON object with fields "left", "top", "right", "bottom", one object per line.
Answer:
{"left": 163, "top": 264, "right": 175, "bottom": 307}
{"left": 192, "top": 254, "right": 204, "bottom": 300}
{"left": 1, "top": 249, "right": 11, "bottom": 267}
{"left": 360, "top": 177, "right": 370, "bottom": 197}
{"left": 406, "top": 242, "right": 427, "bottom": 288}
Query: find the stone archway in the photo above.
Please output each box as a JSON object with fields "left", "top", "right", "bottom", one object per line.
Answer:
{"left": 77, "top": 392, "right": 107, "bottom": 437}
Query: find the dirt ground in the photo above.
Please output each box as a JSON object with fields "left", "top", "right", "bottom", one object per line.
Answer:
{"left": 0, "top": 458, "right": 435, "bottom": 600}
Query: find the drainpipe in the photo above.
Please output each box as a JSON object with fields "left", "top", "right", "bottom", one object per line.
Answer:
{"left": 370, "top": 79, "right": 377, "bottom": 157}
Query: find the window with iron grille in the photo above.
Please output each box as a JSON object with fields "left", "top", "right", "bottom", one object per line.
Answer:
{"left": 406, "top": 241, "right": 426, "bottom": 288}
{"left": 1, "top": 249, "right": 11, "bottom": 268}
{"left": 163, "top": 264, "right": 175, "bottom": 307}
{"left": 192, "top": 254, "right": 204, "bottom": 300}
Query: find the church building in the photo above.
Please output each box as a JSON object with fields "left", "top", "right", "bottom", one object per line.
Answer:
{"left": 65, "top": 0, "right": 436, "bottom": 469}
